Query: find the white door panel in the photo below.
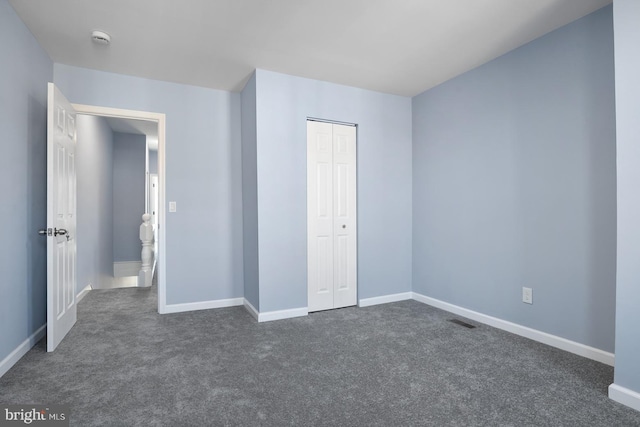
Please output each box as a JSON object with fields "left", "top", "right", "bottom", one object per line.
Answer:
{"left": 307, "top": 121, "right": 334, "bottom": 312}
{"left": 47, "top": 83, "right": 77, "bottom": 351}
{"left": 307, "top": 121, "right": 357, "bottom": 312}
{"left": 332, "top": 125, "right": 357, "bottom": 309}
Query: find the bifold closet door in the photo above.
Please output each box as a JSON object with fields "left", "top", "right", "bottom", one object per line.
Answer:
{"left": 307, "top": 120, "right": 357, "bottom": 312}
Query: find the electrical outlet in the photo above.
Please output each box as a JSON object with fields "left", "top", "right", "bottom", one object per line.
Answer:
{"left": 169, "top": 201, "right": 177, "bottom": 213}
{"left": 522, "top": 287, "right": 533, "bottom": 304}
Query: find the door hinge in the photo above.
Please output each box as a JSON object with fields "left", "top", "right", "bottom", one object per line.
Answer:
{"left": 38, "top": 228, "right": 53, "bottom": 236}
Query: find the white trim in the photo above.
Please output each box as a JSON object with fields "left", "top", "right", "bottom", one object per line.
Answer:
{"left": 77, "top": 284, "right": 92, "bottom": 303}
{"left": 162, "top": 297, "right": 244, "bottom": 314}
{"left": 72, "top": 104, "right": 167, "bottom": 315}
{"left": 411, "top": 292, "right": 615, "bottom": 366}
{"left": 0, "top": 325, "right": 46, "bottom": 378}
{"left": 359, "top": 292, "right": 412, "bottom": 307}
{"left": 243, "top": 299, "right": 259, "bottom": 321}
{"left": 113, "top": 261, "right": 142, "bottom": 277}
{"left": 258, "top": 307, "right": 308, "bottom": 323}
{"left": 609, "top": 383, "right": 640, "bottom": 412}
{"left": 307, "top": 117, "right": 357, "bottom": 127}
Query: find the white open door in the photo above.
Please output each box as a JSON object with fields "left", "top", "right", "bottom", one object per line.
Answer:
{"left": 150, "top": 174, "right": 159, "bottom": 227}
{"left": 46, "top": 83, "right": 77, "bottom": 351}
{"left": 150, "top": 174, "right": 159, "bottom": 258}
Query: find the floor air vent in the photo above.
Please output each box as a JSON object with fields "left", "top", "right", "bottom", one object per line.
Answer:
{"left": 448, "top": 319, "right": 477, "bottom": 329}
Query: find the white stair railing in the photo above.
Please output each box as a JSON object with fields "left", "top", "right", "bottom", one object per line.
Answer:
{"left": 138, "top": 213, "right": 154, "bottom": 287}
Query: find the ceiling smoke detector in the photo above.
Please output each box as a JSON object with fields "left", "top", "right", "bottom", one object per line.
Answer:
{"left": 91, "top": 30, "right": 111, "bottom": 45}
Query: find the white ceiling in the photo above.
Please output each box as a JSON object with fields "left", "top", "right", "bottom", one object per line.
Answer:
{"left": 104, "top": 117, "right": 157, "bottom": 138}
{"left": 103, "top": 117, "right": 158, "bottom": 150}
{"left": 9, "top": 0, "right": 611, "bottom": 97}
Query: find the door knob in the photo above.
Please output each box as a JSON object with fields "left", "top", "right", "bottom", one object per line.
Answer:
{"left": 38, "top": 229, "right": 48, "bottom": 236}
{"left": 342, "top": 224, "right": 346, "bottom": 229}
{"left": 54, "top": 228, "right": 68, "bottom": 236}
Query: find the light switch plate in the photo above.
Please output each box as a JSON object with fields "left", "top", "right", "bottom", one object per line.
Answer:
{"left": 169, "top": 201, "right": 177, "bottom": 212}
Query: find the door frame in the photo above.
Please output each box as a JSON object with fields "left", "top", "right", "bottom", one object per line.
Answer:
{"left": 72, "top": 103, "right": 167, "bottom": 314}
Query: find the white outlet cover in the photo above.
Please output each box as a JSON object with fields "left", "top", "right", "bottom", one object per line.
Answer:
{"left": 522, "top": 287, "right": 533, "bottom": 304}
{"left": 169, "top": 201, "right": 176, "bottom": 212}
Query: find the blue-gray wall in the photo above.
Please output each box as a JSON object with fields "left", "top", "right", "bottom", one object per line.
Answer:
{"left": 76, "top": 115, "right": 114, "bottom": 292}
{"left": 2, "top": 0, "right": 627, "bottom": 387}
{"left": 412, "top": 6, "right": 616, "bottom": 352}
{"left": 0, "top": 0, "right": 52, "bottom": 363}
{"left": 113, "top": 132, "right": 146, "bottom": 263}
{"left": 54, "top": 64, "right": 244, "bottom": 305}
{"left": 241, "top": 72, "right": 259, "bottom": 310}
{"left": 613, "top": 0, "right": 640, "bottom": 394}
{"left": 254, "top": 69, "right": 413, "bottom": 312}
{"left": 148, "top": 149, "right": 158, "bottom": 175}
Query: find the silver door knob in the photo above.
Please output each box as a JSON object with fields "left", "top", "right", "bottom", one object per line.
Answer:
{"left": 54, "top": 228, "right": 68, "bottom": 236}
{"left": 342, "top": 225, "right": 346, "bottom": 229}
{"left": 38, "top": 229, "right": 48, "bottom": 236}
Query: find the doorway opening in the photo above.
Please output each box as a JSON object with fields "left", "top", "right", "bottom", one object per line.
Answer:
{"left": 73, "top": 104, "right": 167, "bottom": 314}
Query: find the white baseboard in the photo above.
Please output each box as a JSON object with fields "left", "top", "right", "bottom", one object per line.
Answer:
{"left": 609, "top": 383, "right": 640, "bottom": 412}
{"left": 359, "top": 292, "right": 412, "bottom": 307}
{"left": 0, "top": 324, "right": 46, "bottom": 378}
{"left": 245, "top": 301, "right": 309, "bottom": 323}
{"left": 113, "top": 261, "right": 142, "bottom": 277}
{"left": 411, "top": 292, "right": 615, "bottom": 366}
{"left": 162, "top": 296, "right": 305, "bottom": 322}
{"left": 243, "top": 299, "right": 259, "bottom": 321}
{"left": 77, "top": 284, "right": 92, "bottom": 303}
{"left": 242, "top": 298, "right": 308, "bottom": 323}
{"left": 258, "top": 306, "right": 308, "bottom": 322}
{"left": 163, "top": 297, "right": 244, "bottom": 314}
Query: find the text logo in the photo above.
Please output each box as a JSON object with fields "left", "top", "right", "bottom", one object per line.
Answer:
{"left": 0, "top": 406, "right": 69, "bottom": 426}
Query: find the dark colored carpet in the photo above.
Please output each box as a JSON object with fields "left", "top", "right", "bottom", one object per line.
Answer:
{"left": 1, "top": 286, "right": 640, "bottom": 426}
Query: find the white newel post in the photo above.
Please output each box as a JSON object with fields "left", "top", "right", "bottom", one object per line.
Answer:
{"left": 138, "top": 213, "right": 154, "bottom": 287}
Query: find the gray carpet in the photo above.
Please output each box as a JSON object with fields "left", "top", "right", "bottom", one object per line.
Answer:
{"left": 1, "top": 286, "right": 640, "bottom": 426}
